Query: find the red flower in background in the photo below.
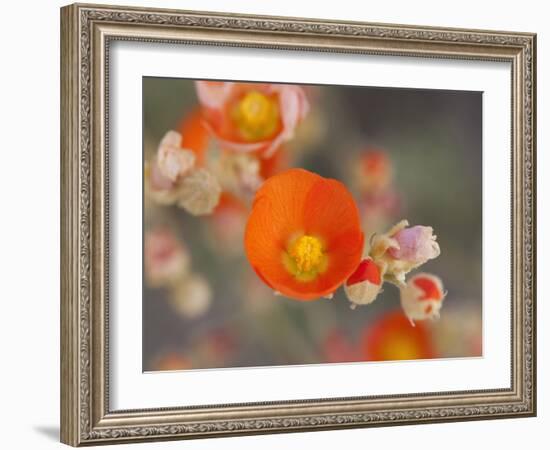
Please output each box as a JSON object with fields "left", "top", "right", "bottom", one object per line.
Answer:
{"left": 195, "top": 81, "right": 309, "bottom": 157}
{"left": 144, "top": 227, "right": 189, "bottom": 287}
{"left": 323, "top": 329, "right": 362, "bottom": 363}
{"left": 177, "top": 107, "right": 210, "bottom": 165}
{"left": 353, "top": 148, "right": 401, "bottom": 234}
{"left": 358, "top": 148, "right": 394, "bottom": 192}
{"left": 152, "top": 353, "right": 192, "bottom": 371}
{"left": 362, "top": 311, "right": 436, "bottom": 361}
{"left": 201, "top": 328, "right": 237, "bottom": 366}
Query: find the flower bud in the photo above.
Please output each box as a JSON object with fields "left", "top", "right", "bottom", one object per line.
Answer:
{"left": 400, "top": 273, "right": 446, "bottom": 323}
{"left": 344, "top": 257, "right": 383, "bottom": 308}
{"left": 157, "top": 130, "right": 196, "bottom": 182}
{"left": 177, "top": 168, "right": 222, "bottom": 216}
{"left": 357, "top": 149, "right": 393, "bottom": 192}
{"left": 144, "top": 161, "right": 181, "bottom": 205}
{"left": 215, "top": 152, "right": 263, "bottom": 197}
{"left": 170, "top": 273, "right": 212, "bottom": 319}
{"left": 144, "top": 227, "right": 190, "bottom": 287}
{"left": 370, "top": 220, "right": 440, "bottom": 285}
{"left": 388, "top": 225, "right": 440, "bottom": 264}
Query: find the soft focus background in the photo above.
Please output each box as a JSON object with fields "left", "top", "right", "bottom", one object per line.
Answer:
{"left": 143, "top": 78, "right": 482, "bottom": 371}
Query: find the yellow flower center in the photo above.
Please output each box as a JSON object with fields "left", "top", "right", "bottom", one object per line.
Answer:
{"left": 379, "top": 334, "right": 423, "bottom": 361}
{"left": 231, "top": 91, "right": 280, "bottom": 141}
{"left": 283, "top": 235, "right": 328, "bottom": 282}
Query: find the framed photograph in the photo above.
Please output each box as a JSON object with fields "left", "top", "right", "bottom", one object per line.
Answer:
{"left": 60, "top": 3, "right": 536, "bottom": 446}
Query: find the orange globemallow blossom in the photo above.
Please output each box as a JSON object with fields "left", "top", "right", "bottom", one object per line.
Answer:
{"left": 357, "top": 148, "right": 393, "bottom": 192}
{"left": 195, "top": 81, "right": 309, "bottom": 158}
{"left": 177, "top": 108, "right": 210, "bottom": 165}
{"left": 153, "top": 353, "right": 192, "bottom": 371}
{"left": 245, "top": 168, "right": 364, "bottom": 300}
{"left": 362, "top": 310, "right": 436, "bottom": 361}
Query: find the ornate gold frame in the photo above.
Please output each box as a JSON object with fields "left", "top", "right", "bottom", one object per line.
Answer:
{"left": 60, "top": 3, "right": 536, "bottom": 446}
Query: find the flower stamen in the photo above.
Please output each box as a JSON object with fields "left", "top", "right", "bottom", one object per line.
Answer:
{"left": 231, "top": 91, "right": 280, "bottom": 141}
{"left": 282, "top": 234, "right": 328, "bottom": 282}
{"left": 290, "top": 235, "right": 324, "bottom": 273}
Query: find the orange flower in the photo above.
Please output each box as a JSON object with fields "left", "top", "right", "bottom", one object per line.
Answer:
{"left": 244, "top": 169, "right": 364, "bottom": 300}
{"left": 362, "top": 310, "right": 436, "bottom": 361}
{"left": 357, "top": 148, "right": 393, "bottom": 192}
{"left": 177, "top": 108, "right": 209, "bottom": 165}
{"left": 152, "top": 353, "right": 192, "bottom": 371}
{"left": 196, "top": 81, "right": 309, "bottom": 157}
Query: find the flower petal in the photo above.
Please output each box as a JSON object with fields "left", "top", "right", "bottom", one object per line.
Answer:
{"left": 362, "top": 310, "right": 436, "bottom": 361}
{"left": 302, "top": 177, "right": 364, "bottom": 255}
{"left": 251, "top": 168, "right": 322, "bottom": 246}
{"left": 157, "top": 130, "right": 195, "bottom": 182}
{"left": 195, "top": 81, "right": 234, "bottom": 109}
{"left": 178, "top": 108, "right": 210, "bottom": 165}
{"left": 388, "top": 225, "right": 440, "bottom": 263}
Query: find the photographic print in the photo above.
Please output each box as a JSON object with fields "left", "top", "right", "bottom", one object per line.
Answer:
{"left": 61, "top": 5, "right": 535, "bottom": 445}
{"left": 142, "top": 78, "right": 482, "bottom": 371}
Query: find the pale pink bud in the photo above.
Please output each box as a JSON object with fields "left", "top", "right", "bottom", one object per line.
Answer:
{"left": 144, "top": 228, "right": 190, "bottom": 287}
{"left": 195, "top": 81, "right": 234, "bottom": 109}
{"left": 170, "top": 273, "right": 212, "bottom": 319}
{"left": 157, "top": 130, "right": 195, "bottom": 182}
{"left": 149, "top": 160, "right": 176, "bottom": 192}
{"left": 144, "top": 161, "right": 181, "bottom": 206}
{"left": 388, "top": 225, "right": 440, "bottom": 264}
{"left": 368, "top": 221, "right": 442, "bottom": 286}
{"left": 400, "top": 273, "right": 446, "bottom": 323}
